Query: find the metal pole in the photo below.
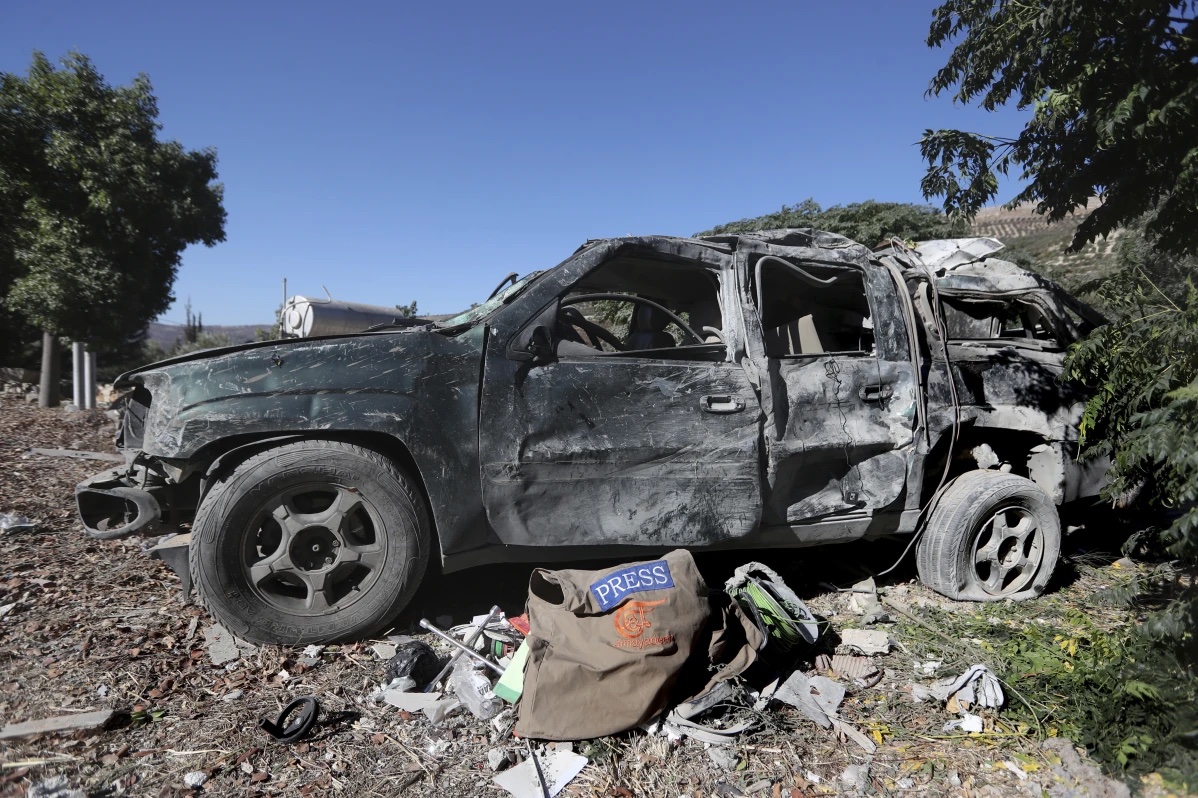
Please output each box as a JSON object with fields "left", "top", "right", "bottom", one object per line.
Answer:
{"left": 71, "top": 342, "right": 84, "bottom": 408}
{"left": 39, "top": 332, "right": 60, "bottom": 409}
{"left": 418, "top": 619, "right": 505, "bottom": 675}
{"left": 84, "top": 351, "right": 96, "bottom": 409}
{"left": 423, "top": 605, "right": 501, "bottom": 692}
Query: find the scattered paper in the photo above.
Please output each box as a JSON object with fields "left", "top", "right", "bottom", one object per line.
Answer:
{"left": 493, "top": 750, "right": 587, "bottom": 798}
{"left": 384, "top": 689, "right": 442, "bottom": 712}
{"left": 943, "top": 713, "right": 984, "bottom": 733}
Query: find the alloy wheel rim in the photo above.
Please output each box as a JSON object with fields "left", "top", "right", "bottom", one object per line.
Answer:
{"left": 241, "top": 482, "right": 386, "bottom": 615}
{"left": 971, "top": 505, "right": 1044, "bottom": 596}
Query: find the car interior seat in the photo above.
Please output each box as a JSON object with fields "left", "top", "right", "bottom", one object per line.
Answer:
{"left": 767, "top": 315, "right": 824, "bottom": 355}
{"left": 687, "top": 299, "right": 723, "bottom": 343}
{"left": 626, "top": 304, "right": 677, "bottom": 350}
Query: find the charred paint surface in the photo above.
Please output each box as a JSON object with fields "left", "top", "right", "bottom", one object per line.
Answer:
{"left": 121, "top": 328, "right": 488, "bottom": 554}
{"left": 79, "top": 231, "right": 1108, "bottom": 575}
{"left": 480, "top": 357, "right": 762, "bottom": 546}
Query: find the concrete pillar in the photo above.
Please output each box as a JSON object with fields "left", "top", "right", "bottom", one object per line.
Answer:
{"left": 72, "top": 342, "right": 85, "bottom": 408}
{"left": 83, "top": 350, "right": 96, "bottom": 409}
{"left": 39, "top": 332, "right": 60, "bottom": 409}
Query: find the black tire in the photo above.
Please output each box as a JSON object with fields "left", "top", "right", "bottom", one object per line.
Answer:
{"left": 916, "top": 470, "right": 1061, "bottom": 601}
{"left": 190, "top": 440, "right": 430, "bottom": 644}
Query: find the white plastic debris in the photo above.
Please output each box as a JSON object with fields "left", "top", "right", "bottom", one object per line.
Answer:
{"left": 182, "top": 771, "right": 208, "bottom": 788}
{"left": 302, "top": 644, "right": 324, "bottom": 658}
{"left": 384, "top": 688, "right": 441, "bottom": 712}
{"left": 1002, "top": 760, "right": 1028, "bottom": 780}
{"left": 27, "top": 775, "right": 84, "bottom": 798}
{"left": 914, "top": 659, "right": 943, "bottom": 676}
{"left": 493, "top": 749, "right": 587, "bottom": 798}
{"left": 424, "top": 698, "right": 462, "bottom": 725}
{"left": 943, "top": 713, "right": 984, "bottom": 733}
{"left": 838, "top": 628, "right": 892, "bottom": 655}
{"left": 0, "top": 513, "right": 35, "bottom": 534}
{"left": 370, "top": 642, "right": 397, "bottom": 660}
{"left": 929, "top": 664, "right": 1004, "bottom": 710}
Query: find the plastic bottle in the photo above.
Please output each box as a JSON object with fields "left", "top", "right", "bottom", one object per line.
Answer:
{"left": 449, "top": 658, "right": 502, "bottom": 720}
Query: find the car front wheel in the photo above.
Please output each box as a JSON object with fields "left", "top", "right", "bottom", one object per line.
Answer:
{"left": 916, "top": 470, "right": 1061, "bottom": 601}
{"left": 190, "top": 440, "right": 429, "bottom": 644}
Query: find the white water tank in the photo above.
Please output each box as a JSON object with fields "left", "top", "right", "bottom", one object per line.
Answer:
{"left": 281, "top": 296, "right": 415, "bottom": 338}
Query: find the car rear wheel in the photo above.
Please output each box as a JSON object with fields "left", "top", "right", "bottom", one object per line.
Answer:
{"left": 190, "top": 440, "right": 429, "bottom": 644}
{"left": 916, "top": 470, "right": 1061, "bottom": 601}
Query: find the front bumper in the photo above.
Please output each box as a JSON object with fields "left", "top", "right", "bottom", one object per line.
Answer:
{"left": 75, "top": 467, "right": 165, "bottom": 540}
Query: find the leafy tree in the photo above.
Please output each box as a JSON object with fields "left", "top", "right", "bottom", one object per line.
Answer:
{"left": 919, "top": 0, "right": 1197, "bottom": 256}
{"left": 169, "top": 331, "right": 233, "bottom": 358}
{"left": 700, "top": 199, "right": 968, "bottom": 246}
{"left": 183, "top": 298, "right": 203, "bottom": 345}
{"left": 0, "top": 51, "right": 226, "bottom": 402}
{"left": 921, "top": 0, "right": 1198, "bottom": 781}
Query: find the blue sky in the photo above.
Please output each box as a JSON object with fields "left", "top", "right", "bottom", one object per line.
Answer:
{"left": 2, "top": 1, "right": 1028, "bottom": 326}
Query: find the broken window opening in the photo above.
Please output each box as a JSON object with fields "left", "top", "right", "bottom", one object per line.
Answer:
{"left": 752, "top": 256, "right": 874, "bottom": 358}
{"left": 555, "top": 254, "right": 727, "bottom": 361}
{"left": 941, "top": 296, "right": 1061, "bottom": 348}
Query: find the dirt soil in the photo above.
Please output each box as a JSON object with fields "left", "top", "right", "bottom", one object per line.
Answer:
{"left": 0, "top": 393, "right": 1171, "bottom": 797}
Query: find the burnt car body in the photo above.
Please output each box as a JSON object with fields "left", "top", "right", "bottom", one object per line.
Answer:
{"left": 77, "top": 230, "right": 1108, "bottom": 643}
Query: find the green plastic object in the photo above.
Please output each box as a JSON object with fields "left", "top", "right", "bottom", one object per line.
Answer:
{"left": 493, "top": 639, "right": 530, "bottom": 704}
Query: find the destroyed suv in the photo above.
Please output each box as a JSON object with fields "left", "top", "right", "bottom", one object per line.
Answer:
{"left": 77, "top": 231, "right": 1108, "bottom": 644}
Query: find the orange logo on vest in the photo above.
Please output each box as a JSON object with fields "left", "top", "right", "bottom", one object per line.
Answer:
{"left": 613, "top": 599, "right": 666, "bottom": 639}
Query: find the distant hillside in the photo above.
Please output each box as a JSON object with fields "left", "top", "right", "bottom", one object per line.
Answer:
{"left": 970, "top": 199, "right": 1120, "bottom": 301}
{"left": 147, "top": 321, "right": 268, "bottom": 350}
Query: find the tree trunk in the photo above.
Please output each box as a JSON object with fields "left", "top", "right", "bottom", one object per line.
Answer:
{"left": 39, "top": 331, "right": 60, "bottom": 409}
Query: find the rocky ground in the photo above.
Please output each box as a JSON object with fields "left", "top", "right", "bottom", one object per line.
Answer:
{"left": 0, "top": 393, "right": 1180, "bottom": 797}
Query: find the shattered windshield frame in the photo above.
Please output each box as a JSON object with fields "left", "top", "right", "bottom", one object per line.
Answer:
{"left": 441, "top": 271, "right": 545, "bottom": 328}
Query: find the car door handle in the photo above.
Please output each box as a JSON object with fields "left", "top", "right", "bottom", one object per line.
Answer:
{"left": 700, "top": 395, "right": 745, "bottom": 414}
{"left": 859, "top": 384, "right": 893, "bottom": 402}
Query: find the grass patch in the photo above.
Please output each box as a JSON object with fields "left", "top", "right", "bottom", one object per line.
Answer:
{"left": 895, "top": 567, "right": 1197, "bottom": 788}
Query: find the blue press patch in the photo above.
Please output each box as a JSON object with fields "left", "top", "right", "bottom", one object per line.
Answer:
{"left": 590, "top": 560, "right": 674, "bottom": 611}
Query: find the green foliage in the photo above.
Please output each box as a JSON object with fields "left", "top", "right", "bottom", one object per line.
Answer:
{"left": 699, "top": 198, "right": 968, "bottom": 246}
{"left": 167, "top": 331, "right": 234, "bottom": 358}
{"left": 905, "top": 601, "right": 1198, "bottom": 785}
{"left": 0, "top": 51, "right": 226, "bottom": 352}
{"left": 1065, "top": 235, "right": 1198, "bottom": 566}
{"left": 396, "top": 300, "right": 418, "bottom": 318}
{"left": 920, "top": 0, "right": 1198, "bottom": 255}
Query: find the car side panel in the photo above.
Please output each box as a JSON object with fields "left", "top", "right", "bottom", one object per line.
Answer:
{"left": 129, "top": 330, "right": 489, "bottom": 555}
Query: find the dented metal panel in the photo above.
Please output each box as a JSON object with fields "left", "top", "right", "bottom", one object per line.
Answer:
{"left": 477, "top": 239, "right": 763, "bottom": 547}
{"left": 78, "top": 229, "right": 1110, "bottom": 579}
{"left": 118, "top": 328, "right": 489, "bottom": 555}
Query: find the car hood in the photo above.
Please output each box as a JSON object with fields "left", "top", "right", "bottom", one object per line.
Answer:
{"left": 114, "top": 328, "right": 438, "bottom": 389}
{"left": 119, "top": 325, "right": 486, "bottom": 460}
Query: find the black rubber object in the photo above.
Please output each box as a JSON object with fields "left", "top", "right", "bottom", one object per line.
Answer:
{"left": 916, "top": 469, "right": 1061, "bottom": 602}
{"left": 190, "top": 440, "right": 430, "bottom": 644}
{"left": 259, "top": 696, "right": 319, "bottom": 743}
